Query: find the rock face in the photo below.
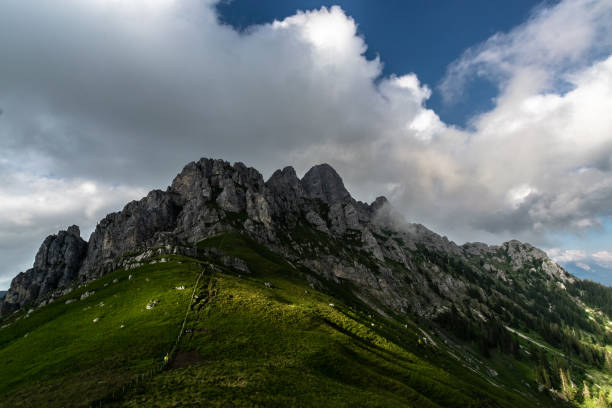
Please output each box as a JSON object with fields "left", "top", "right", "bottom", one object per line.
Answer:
{"left": 265, "top": 166, "right": 306, "bottom": 218}
{"left": 0, "top": 157, "right": 578, "bottom": 321}
{"left": 301, "top": 164, "right": 351, "bottom": 205}
{"left": 170, "top": 159, "right": 268, "bottom": 241}
{"left": 75, "top": 158, "right": 385, "bottom": 281}
{"left": 1, "top": 226, "right": 87, "bottom": 315}
{"left": 79, "top": 190, "right": 181, "bottom": 279}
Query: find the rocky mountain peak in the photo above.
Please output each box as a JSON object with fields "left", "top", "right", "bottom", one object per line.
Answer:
{"left": 1, "top": 227, "right": 87, "bottom": 315}
{"left": 370, "top": 196, "right": 389, "bottom": 212}
{"left": 501, "top": 240, "right": 548, "bottom": 264}
{"left": 67, "top": 225, "right": 81, "bottom": 238}
{"left": 33, "top": 228, "right": 88, "bottom": 276}
{"left": 300, "top": 163, "right": 351, "bottom": 205}
{"left": 266, "top": 166, "right": 300, "bottom": 188}
{"left": 500, "top": 239, "right": 574, "bottom": 282}
{"left": 265, "top": 166, "right": 305, "bottom": 215}
{"left": 170, "top": 158, "right": 232, "bottom": 201}
{"left": 1, "top": 157, "right": 581, "bottom": 321}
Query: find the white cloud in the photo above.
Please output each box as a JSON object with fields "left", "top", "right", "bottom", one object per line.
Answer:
{"left": 547, "top": 248, "right": 612, "bottom": 275}
{"left": 592, "top": 250, "right": 612, "bottom": 268}
{"left": 576, "top": 262, "right": 591, "bottom": 271}
{"left": 1, "top": 0, "right": 612, "bottom": 287}
{"left": 440, "top": 0, "right": 612, "bottom": 102}
{"left": 0, "top": 173, "right": 145, "bottom": 228}
{"left": 0, "top": 169, "right": 146, "bottom": 279}
{"left": 274, "top": 6, "right": 362, "bottom": 58}
{"left": 547, "top": 248, "right": 588, "bottom": 263}
{"left": 507, "top": 185, "right": 535, "bottom": 208}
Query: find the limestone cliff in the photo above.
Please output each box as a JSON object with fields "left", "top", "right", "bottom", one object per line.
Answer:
{"left": 1, "top": 226, "right": 87, "bottom": 315}
{"left": 0, "top": 158, "right": 577, "bottom": 321}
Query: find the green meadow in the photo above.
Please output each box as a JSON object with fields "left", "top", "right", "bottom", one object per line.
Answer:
{"left": 0, "top": 233, "right": 585, "bottom": 407}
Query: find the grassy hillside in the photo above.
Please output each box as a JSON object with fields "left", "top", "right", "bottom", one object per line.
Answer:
{"left": 0, "top": 260, "right": 196, "bottom": 407}
{"left": 0, "top": 233, "right": 607, "bottom": 407}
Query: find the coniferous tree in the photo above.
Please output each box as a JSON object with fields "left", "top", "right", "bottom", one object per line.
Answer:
{"left": 597, "top": 390, "right": 609, "bottom": 408}
{"left": 583, "top": 380, "right": 591, "bottom": 401}
{"left": 559, "top": 368, "right": 576, "bottom": 401}
{"left": 535, "top": 365, "right": 551, "bottom": 389}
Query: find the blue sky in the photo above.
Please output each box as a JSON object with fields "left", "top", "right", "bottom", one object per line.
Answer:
{"left": 1, "top": 0, "right": 612, "bottom": 287}
{"left": 551, "top": 220, "right": 612, "bottom": 285}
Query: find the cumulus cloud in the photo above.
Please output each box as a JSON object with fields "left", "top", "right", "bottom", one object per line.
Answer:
{"left": 592, "top": 250, "right": 612, "bottom": 268}
{"left": 0, "top": 1, "right": 428, "bottom": 280}
{"left": 547, "top": 248, "right": 588, "bottom": 264}
{"left": 0, "top": 168, "right": 146, "bottom": 280}
{"left": 1, "top": 0, "right": 612, "bottom": 286}
{"left": 548, "top": 248, "right": 612, "bottom": 284}
{"left": 440, "top": 0, "right": 612, "bottom": 103}
{"left": 576, "top": 262, "right": 591, "bottom": 271}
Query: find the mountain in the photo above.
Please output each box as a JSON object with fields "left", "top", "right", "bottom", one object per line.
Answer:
{"left": 0, "top": 157, "right": 610, "bottom": 407}
{"left": 0, "top": 226, "right": 87, "bottom": 315}
{"left": 561, "top": 261, "right": 612, "bottom": 287}
{"left": 0, "top": 292, "right": 6, "bottom": 300}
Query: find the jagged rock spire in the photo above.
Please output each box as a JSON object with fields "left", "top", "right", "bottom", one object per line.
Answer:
{"left": 1, "top": 226, "right": 87, "bottom": 315}
{"left": 300, "top": 163, "right": 351, "bottom": 205}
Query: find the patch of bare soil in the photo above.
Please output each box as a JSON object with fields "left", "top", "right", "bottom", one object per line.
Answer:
{"left": 168, "top": 350, "right": 205, "bottom": 369}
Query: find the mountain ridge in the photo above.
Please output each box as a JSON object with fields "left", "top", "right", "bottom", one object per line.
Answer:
{"left": 0, "top": 157, "right": 611, "bottom": 407}
{"left": 1, "top": 158, "right": 391, "bottom": 314}
{"left": 0, "top": 157, "right": 579, "bottom": 318}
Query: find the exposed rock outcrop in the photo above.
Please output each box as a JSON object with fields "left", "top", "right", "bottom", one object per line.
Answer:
{"left": 79, "top": 189, "right": 181, "bottom": 280}
{"left": 1, "top": 157, "right": 578, "bottom": 320}
{"left": 1, "top": 226, "right": 87, "bottom": 315}
{"left": 76, "top": 158, "right": 386, "bottom": 281}
{"left": 265, "top": 166, "right": 306, "bottom": 220}
{"left": 301, "top": 164, "right": 351, "bottom": 206}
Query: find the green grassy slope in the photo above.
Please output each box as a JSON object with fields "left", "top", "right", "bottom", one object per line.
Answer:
{"left": 0, "top": 233, "right": 587, "bottom": 407}
{"left": 0, "top": 261, "right": 197, "bottom": 407}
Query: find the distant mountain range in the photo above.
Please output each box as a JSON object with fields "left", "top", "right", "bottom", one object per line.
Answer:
{"left": 0, "top": 157, "right": 610, "bottom": 407}
{"left": 560, "top": 261, "right": 612, "bottom": 286}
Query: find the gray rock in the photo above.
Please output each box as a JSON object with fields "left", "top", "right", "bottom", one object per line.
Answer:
{"left": 344, "top": 204, "right": 360, "bottom": 230}
{"left": 1, "top": 226, "right": 87, "bottom": 316}
{"left": 265, "top": 166, "right": 306, "bottom": 217}
{"left": 305, "top": 211, "right": 329, "bottom": 233}
{"left": 220, "top": 256, "right": 251, "bottom": 274}
{"left": 80, "top": 291, "right": 95, "bottom": 300}
{"left": 300, "top": 163, "right": 351, "bottom": 206}
{"left": 246, "top": 190, "right": 272, "bottom": 229}
{"left": 328, "top": 202, "right": 347, "bottom": 235}
{"left": 369, "top": 196, "right": 389, "bottom": 215}
{"left": 361, "top": 228, "right": 384, "bottom": 261}
{"left": 80, "top": 190, "right": 180, "bottom": 279}
{"left": 171, "top": 158, "right": 265, "bottom": 242}
{"left": 0, "top": 156, "right": 581, "bottom": 325}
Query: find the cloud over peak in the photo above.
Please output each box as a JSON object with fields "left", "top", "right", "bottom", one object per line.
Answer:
{"left": 1, "top": 0, "right": 612, "bottom": 285}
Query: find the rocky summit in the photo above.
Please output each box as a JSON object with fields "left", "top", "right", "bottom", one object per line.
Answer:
{"left": 1, "top": 226, "right": 87, "bottom": 315}
{"left": 0, "top": 157, "right": 574, "bottom": 320}
{"left": 0, "top": 158, "right": 610, "bottom": 408}
{"left": 2, "top": 158, "right": 387, "bottom": 315}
